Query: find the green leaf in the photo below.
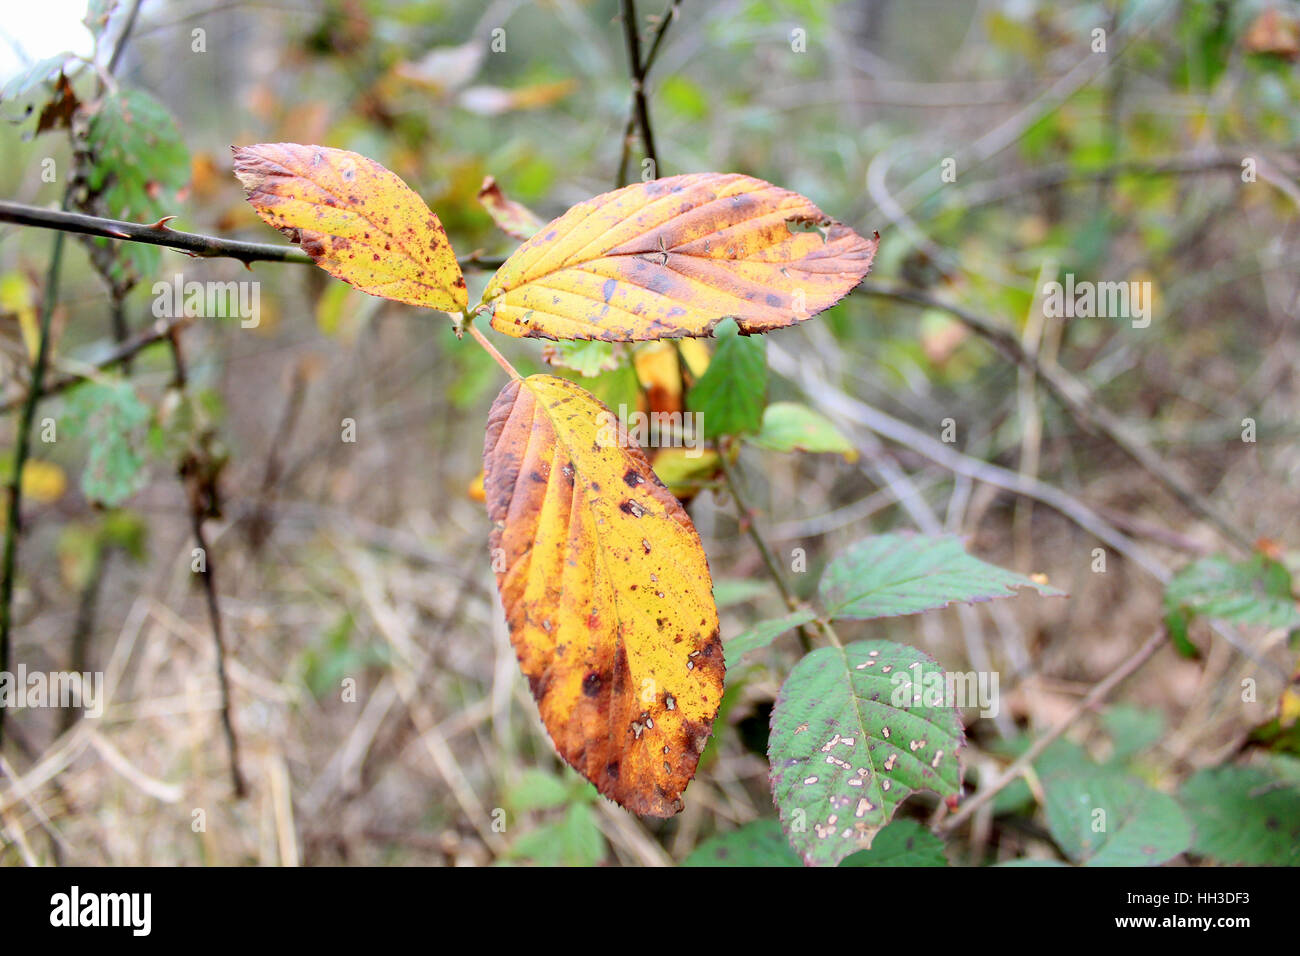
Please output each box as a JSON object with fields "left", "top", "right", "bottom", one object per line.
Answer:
{"left": 711, "top": 578, "right": 770, "bottom": 608}
{"left": 1179, "top": 765, "right": 1300, "bottom": 865}
{"left": 0, "top": 53, "right": 73, "bottom": 109}
{"left": 1100, "top": 704, "right": 1165, "bottom": 763}
{"left": 63, "top": 379, "right": 152, "bottom": 506}
{"left": 86, "top": 88, "right": 190, "bottom": 284}
{"left": 1042, "top": 768, "right": 1191, "bottom": 866}
{"left": 820, "top": 533, "right": 1065, "bottom": 621}
{"left": 750, "top": 401, "right": 856, "bottom": 457}
{"left": 840, "top": 819, "right": 947, "bottom": 866}
{"left": 84, "top": 0, "right": 120, "bottom": 40}
{"left": 769, "top": 639, "right": 964, "bottom": 867}
{"left": 682, "top": 817, "right": 945, "bottom": 867}
{"left": 687, "top": 318, "right": 766, "bottom": 439}
{"left": 680, "top": 819, "right": 800, "bottom": 866}
{"left": 726, "top": 608, "right": 817, "bottom": 659}
{"left": 506, "top": 803, "right": 606, "bottom": 866}
{"left": 1164, "top": 554, "right": 1300, "bottom": 631}
{"left": 504, "top": 770, "right": 571, "bottom": 814}
{"left": 546, "top": 340, "right": 620, "bottom": 377}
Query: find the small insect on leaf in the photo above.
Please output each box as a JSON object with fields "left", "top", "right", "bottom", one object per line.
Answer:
{"left": 483, "top": 374, "right": 724, "bottom": 816}
{"left": 482, "top": 172, "right": 878, "bottom": 341}
{"left": 232, "top": 143, "right": 467, "bottom": 311}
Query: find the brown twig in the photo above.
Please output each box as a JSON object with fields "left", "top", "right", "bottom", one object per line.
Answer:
{"left": 167, "top": 331, "right": 247, "bottom": 798}
{"left": 0, "top": 314, "right": 193, "bottom": 414}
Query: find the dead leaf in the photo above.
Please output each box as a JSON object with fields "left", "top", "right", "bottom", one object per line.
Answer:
{"left": 483, "top": 374, "right": 724, "bottom": 815}
{"left": 232, "top": 142, "right": 467, "bottom": 311}
{"left": 483, "top": 172, "right": 877, "bottom": 341}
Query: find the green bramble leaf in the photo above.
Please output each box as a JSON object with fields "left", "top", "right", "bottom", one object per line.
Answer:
{"left": 750, "top": 401, "right": 856, "bottom": 458}
{"left": 725, "top": 608, "right": 817, "bottom": 659}
{"left": 1179, "top": 764, "right": 1300, "bottom": 865}
{"left": 768, "top": 639, "right": 964, "bottom": 866}
{"left": 686, "top": 318, "right": 766, "bottom": 439}
{"left": 820, "top": 533, "right": 1065, "bottom": 621}
{"left": 63, "top": 378, "right": 151, "bottom": 507}
{"left": 681, "top": 817, "right": 946, "bottom": 867}
{"left": 1042, "top": 767, "right": 1191, "bottom": 866}
{"left": 85, "top": 88, "right": 190, "bottom": 284}
{"left": 1164, "top": 553, "right": 1300, "bottom": 631}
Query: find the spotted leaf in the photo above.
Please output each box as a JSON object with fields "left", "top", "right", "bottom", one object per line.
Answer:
{"left": 233, "top": 143, "right": 467, "bottom": 311}
{"left": 482, "top": 172, "right": 877, "bottom": 341}
{"left": 769, "top": 640, "right": 964, "bottom": 866}
{"left": 483, "top": 374, "right": 724, "bottom": 816}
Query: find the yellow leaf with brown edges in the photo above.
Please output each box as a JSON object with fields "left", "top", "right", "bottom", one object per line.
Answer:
{"left": 483, "top": 172, "right": 877, "bottom": 341}
{"left": 232, "top": 143, "right": 467, "bottom": 311}
{"left": 483, "top": 374, "right": 724, "bottom": 816}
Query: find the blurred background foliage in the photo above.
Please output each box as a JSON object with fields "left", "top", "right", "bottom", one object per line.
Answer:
{"left": 1, "top": 0, "right": 1298, "bottom": 866}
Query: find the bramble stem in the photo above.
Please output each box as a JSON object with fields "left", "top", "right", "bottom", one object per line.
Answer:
{"left": 466, "top": 320, "right": 521, "bottom": 382}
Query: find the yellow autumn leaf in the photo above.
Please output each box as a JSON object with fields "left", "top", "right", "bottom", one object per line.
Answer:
{"left": 21, "top": 459, "right": 67, "bottom": 504}
{"left": 232, "top": 143, "right": 467, "bottom": 311}
{"left": 482, "top": 172, "right": 877, "bottom": 341}
{"left": 483, "top": 374, "right": 724, "bottom": 816}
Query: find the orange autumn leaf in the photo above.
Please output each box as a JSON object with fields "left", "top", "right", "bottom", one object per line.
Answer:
{"left": 483, "top": 374, "right": 724, "bottom": 816}
{"left": 482, "top": 172, "right": 877, "bottom": 341}
{"left": 232, "top": 143, "right": 467, "bottom": 311}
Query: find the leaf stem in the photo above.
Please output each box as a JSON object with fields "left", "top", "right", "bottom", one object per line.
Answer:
{"left": 466, "top": 319, "right": 521, "bottom": 382}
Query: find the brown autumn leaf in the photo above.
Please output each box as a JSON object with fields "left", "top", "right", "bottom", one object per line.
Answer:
{"left": 232, "top": 142, "right": 467, "bottom": 311}
{"left": 483, "top": 374, "right": 724, "bottom": 816}
{"left": 482, "top": 172, "right": 877, "bottom": 341}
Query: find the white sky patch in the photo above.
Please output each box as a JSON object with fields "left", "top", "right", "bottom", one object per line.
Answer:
{"left": 0, "top": 0, "right": 97, "bottom": 85}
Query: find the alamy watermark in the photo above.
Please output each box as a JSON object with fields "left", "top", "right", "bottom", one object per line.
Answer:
{"left": 1042, "top": 273, "right": 1152, "bottom": 328}
{"left": 152, "top": 273, "right": 261, "bottom": 328}
{"left": 596, "top": 405, "right": 705, "bottom": 458}
{"left": 890, "top": 664, "right": 999, "bottom": 719}
{"left": 0, "top": 666, "right": 103, "bottom": 719}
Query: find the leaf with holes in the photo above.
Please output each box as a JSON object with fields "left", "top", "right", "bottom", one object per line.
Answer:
{"left": 482, "top": 172, "right": 877, "bottom": 341}
{"left": 483, "top": 374, "right": 724, "bottom": 816}
{"left": 1043, "top": 767, "right": 1191, "bottom": 866}
{"left": 821, "top": 533, "right": 1065, "bottom": 621}
{"left": 233, "top": 143, "right": 467, "bottom": 311}
{"left": 769, "top": 639, "right": 964, "bottom": 866}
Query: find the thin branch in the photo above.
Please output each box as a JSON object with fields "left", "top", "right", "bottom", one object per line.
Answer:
{"left": 616, "top": 0, "right": 679, "bottom": 186}
{"left": 939, "top": 629, "right": 1166, "bottom": 833}
{"left": 0, "top": 224, "right": 67, "bottom": 748}
{"left": 0, "top": 201, "right": 505, "bottom": 271}
{"left": 0, "top": 314, "right": 192, "bottom": 414}
{"left": 856, "top": 281, "right": 1254, "bottom": 552}
{"left": 169, "top": 331, "right": 247, "bottom": 798}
